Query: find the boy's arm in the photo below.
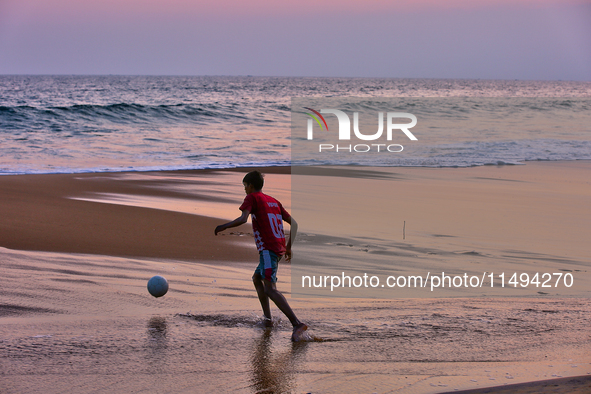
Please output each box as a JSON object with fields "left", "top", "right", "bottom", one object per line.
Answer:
{"left": 214, "top": 209, "right": 250, "bottom": 235}
{"left": 284, "top": 216, "right": 298, "bottom": 262}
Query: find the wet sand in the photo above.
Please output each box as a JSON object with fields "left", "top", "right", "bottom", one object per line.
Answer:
{"left": 1, "top": 163, "right": 589, "bottom": 393}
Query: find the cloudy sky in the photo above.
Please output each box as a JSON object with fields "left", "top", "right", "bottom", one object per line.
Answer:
{"left": 0, "top": 0, "right": 589, "bottom": 80}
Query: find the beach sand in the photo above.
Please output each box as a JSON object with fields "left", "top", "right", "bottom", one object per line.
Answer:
{"left": 1, "top": 163, "right": 589, "bottom": 393}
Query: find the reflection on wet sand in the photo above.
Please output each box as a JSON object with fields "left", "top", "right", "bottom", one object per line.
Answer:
{"left": 249, "top": 328, "right": 309, "bottom": 393}
{"left": 146, "top": 316, "right": 168, "bottom": 373}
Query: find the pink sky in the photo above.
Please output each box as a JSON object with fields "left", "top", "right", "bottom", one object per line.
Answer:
{"left": 3, "top": 0, "right": 588, "bottom": 19}
{"left": 1, "top": 0, "right": 589, "bottom": 79}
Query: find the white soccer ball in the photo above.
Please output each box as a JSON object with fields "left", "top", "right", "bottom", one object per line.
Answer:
{"left": 147, "top": 275, "right": 169, "bottom": 298}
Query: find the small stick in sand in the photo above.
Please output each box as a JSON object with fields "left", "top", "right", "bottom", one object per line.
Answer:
{"left": 403, "top": 221, "right": 406, "bottom": 240}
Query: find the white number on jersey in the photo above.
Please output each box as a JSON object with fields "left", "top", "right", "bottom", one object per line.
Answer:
{"left": 267, "top": 213, "right": 285, "bottom": 239}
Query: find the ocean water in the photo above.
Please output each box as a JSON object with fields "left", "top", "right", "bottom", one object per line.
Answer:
{"left": 1, "top": 75, "right": 590, "bottom": 174}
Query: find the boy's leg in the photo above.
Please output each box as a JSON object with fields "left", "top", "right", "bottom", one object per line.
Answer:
{"left": 263, "top": 280, "right": 307, "bottom": 336}
{"left": 258, "top": 250, "right": 307, "bottom": 339}
{"left": 253, "top": 272, "right": 272, "bottom": 322}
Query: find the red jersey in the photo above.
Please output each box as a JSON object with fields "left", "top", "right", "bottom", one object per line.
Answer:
{"left": 239, "top": 192, "right": 291, "bottom": 255}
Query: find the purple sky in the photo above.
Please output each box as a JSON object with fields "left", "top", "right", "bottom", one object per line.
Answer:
{"left": 0, "top": 0, "right": 589, "bottom": 80}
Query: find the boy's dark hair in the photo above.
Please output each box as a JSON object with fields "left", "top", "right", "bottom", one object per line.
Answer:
{"left": 243, "top": 170, "right": 264, "bottom": 190}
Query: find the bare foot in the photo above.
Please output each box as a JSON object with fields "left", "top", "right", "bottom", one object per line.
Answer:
{"left": 291, "top": 323, "right": 308, "bottom": 342}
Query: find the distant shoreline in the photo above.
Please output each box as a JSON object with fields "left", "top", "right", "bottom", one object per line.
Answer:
{"left": 2, "top": 158, "right": 591, "bottom": 177}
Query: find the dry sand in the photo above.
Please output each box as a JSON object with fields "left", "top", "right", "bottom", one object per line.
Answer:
{"left": 0, "top": 163, "right": 589, "bottom": 393}
{"left": 291, "top": 161, "right": 590, "bottom": 298}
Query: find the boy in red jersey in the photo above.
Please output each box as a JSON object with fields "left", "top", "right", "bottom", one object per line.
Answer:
{"left": 215, "top": 170, "right": 307, "bottom": 341}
